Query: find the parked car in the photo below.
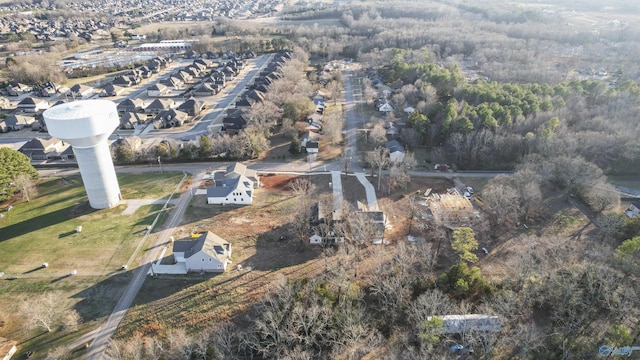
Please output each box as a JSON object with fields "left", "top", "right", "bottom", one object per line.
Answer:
{"left": 466, "top": 186, "right": 474, "bottom": 194}
{"left": 434, "top": 163, "right": 450, "bottom": 171}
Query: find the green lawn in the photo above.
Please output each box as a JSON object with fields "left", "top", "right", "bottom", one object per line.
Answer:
{"left": 0, "top": 172, "right": 184, "bottom": 357}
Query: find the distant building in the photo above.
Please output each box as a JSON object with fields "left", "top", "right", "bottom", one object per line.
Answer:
{"left": 427, "top": 314, "right": 501, "bottom": 334}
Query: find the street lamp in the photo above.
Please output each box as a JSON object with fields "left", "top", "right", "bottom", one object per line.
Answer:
{"left": 158, "top": 156, "right": 163, "bottom": 174}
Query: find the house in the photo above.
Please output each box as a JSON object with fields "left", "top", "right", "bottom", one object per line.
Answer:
{"left": 101, "top": 83, "right": 125, "bottom": 97}
{"left": 119, "top": 112, "right": 144, "bottom": 129}
{"left": 625, "top": 201, "right": 640, "bottom": 218}
{"left": 301, "top": 131, "right": 320, "bottom": 153}
{"left": 184, "top": 65, "right": 201, "bottom": 78}
{"left": 147, "top": 83, "right": 170, "bottom": 97}
{"left": 18, "top": 137, "right": 68, "bottom": 161}
{"left": 5, "top": 83, "right": 32, "bottom": 96}
{"left": 403, "top": 106, "right": 415, "bottom": 115}
{"left": 160, "top": 75, "right": 184, "bottom": 90}
{"left": 386, "top": 140, "right": 405, "bottom": 162}
{"left": 305, "top": 141, "right": 319, "bottom": 153}
{"left": 427, "top": 314, "right": 501, "bottom": 334}
{"left": 235, "top": 96, "right": 259, "bottom": 109}
{"left": 117, "top": 98, "right": 145, "bottom": 114}
{"left": 193, "top": 83, "right": 218, "bottom": 96}
{"left": 194, "top": 58, "right": 215, "bottom": 69}
{"left": 172, "top": 231, "right": 232, "bottom": 273}
{"left": 224, "top": 162, "right": 260, "bottom": 187}
{"left": 206, "top": 175, "right": 253, "bottom": 205}
{"left": 222, "top": 109, "right": 249, "bottom": 135}
{"left": 356, "top": 211, "right": 387, "bottom": 244}
{"left": 0, "top": 337, "right": 17, "bottom": 360}
{"left": 0, "top": 97, "right": 10, "bottom": 110}
{"left": 145, "top": 98, "right": 176, "bottom": 114}
{"left": 67, "top": 84, "right": 95, "bottom": 98}
{"left": 245, "top": 89, "right": 265, "bottom": 104}
{"left": 378, "top": 102, "right": 394, "bottom": 114}
{"left": 111, "top": 75, "right": 136, "bottom": 87}
{"left": 2, "top": 114, "right": 35, "bottom": 131}
{"left": 17, "top": 97, "right": 50, "bottom": 113}
{"left": 137, "top": 66, "right": 153, "bottom": 79}
{"left": 177, "top": 97, "right": 205, "bottom": 116}
{"left": 153, "top": 109, "right": 189, "bottom": 128}
{"left": 36, "top": 82, "right": 60, "bottom": 97}
{"left": 385, "top": 122, "right": 398, "bottom": 137}
{"left": 110, "top": 136, "right": 143, "bottom": 157}
{"left": 309, "top": 202, "right": 344, "bottom": 245}
{"left": 428, "top": 192, "right": 474, "bottom": 226}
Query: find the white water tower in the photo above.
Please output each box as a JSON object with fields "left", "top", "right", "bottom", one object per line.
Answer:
{"left": 44, "top": 100, "right": 122, "bottom": 209}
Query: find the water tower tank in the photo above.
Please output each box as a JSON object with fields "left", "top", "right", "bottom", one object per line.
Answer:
{"left": 44, "top": 100, "right": 121, "bottom": 209}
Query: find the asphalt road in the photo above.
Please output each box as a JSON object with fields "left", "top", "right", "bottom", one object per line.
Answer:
{"left": 82, "top": 173, "right": 200, "bottom": 359}
{"left": 342, "top": 70, "right": 364, "bottom": 173}
{"left": 188, "top": 53, "right": 274, "bottom": 135}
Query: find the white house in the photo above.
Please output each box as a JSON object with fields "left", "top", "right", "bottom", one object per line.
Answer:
{"left": 378, "top": 102, "right": 394, "bottom": 114}
{"left": 386, "top": 140, "right": 405, "bottom": 162}
{"left": 310, "top": 233, "right": 323, "bottom": 245}
{"left": 625, "top": 201, "right": 640, "bottom": 218}
{"left": 172, "top": 232, "right": 232, "bottom": 273}
{"left": 225, "top": 162, "right": 260, "bottom": 187}
{"left": 301, "top": 131, "right": 320, "bottom": 153}
{"left": 403, "top": 106, "right": 415, "bottom": 115}
{"left": 206, "top": 175, "right": 253, "bottom": 205}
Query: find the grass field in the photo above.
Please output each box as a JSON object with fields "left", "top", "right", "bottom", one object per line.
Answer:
{"left": 0, "top": 171, "right": 184, "bottom": 357}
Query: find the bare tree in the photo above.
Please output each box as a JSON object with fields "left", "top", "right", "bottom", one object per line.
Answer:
{"left": 387, "top": 152, "right": 416, "bottom": 193}
{"left": 326, "top": 80, "right": 342, "bottom": 104}
{"left": 583, "top": 183, "right": 620, "bottom": 213}
{"left": 289, "top": 177, "right": 316, "bottom": 245}
{"left": 249, "top": 100, "right": 281, "bottom": 135}
{"left": 400, "top": 127, "right": 422, "bottom": 149}
{"left": 20, "top": 292, "right": 78, "bottom": 333}
{"left": 340, "top": 148, "right": 353, "bottom": 174}
{"left": 366, "top": 146, "right": 390, "bottom": 191}
{"left": 45, "top": 347, "right": 70, "bottom": 360}
{"left": 595, "top": 213, "right": 625, "bottom": 242}
{"left": 14, "top": 173, "right": 37, "bottom": 202}
{"left": 369, "top": 121, "right": 387, "bottom": 147}
{"left": 167, "top": 328, "right": 196, "bottom": 360}
{"left": 322, "top": 110, "right": 343, "bottom": 145}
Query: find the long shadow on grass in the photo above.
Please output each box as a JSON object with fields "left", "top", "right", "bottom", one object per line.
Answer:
{"left": 71, "top": 271, "right": 134, "bottom": 322}
{"left": 0, "top": 202, "right": 95, "bottom": 242}
{"left": 242, "top": 224, "right": 322, "bottom": 271}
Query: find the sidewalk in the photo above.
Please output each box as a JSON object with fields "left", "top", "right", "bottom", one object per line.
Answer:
{"left": 331, "top": 171, "right": 344, "bottom": 220}
{"left": 354, "top": 172, "right": 378, "bottom": 211}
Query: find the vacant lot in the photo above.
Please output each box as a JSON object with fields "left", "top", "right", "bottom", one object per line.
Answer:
{"left": 118, "top": 174, "right": 331, "bottom": 338}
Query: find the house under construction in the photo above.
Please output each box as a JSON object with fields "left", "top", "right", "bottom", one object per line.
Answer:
{"left": 428, "top": 190, "right": 477, "bottom": 228}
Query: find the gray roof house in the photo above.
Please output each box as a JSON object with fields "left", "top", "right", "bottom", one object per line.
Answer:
{"left": 2, "top": 114, "right": 35, "bottom": 131}
{"left": 168, "top": 232, "right": 232, "bottom": 273}
{"left": 206, "top": 175, "right": 254, "bottom": 205}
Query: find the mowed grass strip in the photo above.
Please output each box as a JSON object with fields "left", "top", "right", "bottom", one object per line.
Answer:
{"left": 0, "top": 172, "right": 183, "bottom": 275}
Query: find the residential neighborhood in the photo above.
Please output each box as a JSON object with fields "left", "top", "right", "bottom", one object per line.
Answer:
{"left": 0, "top": 0, "right": 639, "bottom": 359}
